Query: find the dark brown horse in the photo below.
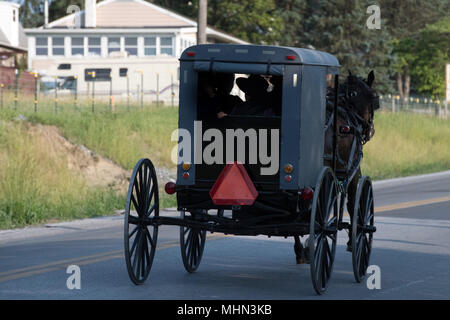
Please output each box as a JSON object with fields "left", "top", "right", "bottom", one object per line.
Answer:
{"left": 294, "top": 70, "right": 379, "bottom": 263}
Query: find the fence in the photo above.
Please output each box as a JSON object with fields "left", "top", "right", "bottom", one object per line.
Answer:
{"left": 0, "top": 70, "right": 180, "bottom": 114}
{"left": 379, "top": 94, "right": 449, "bottom": 119}
{"left": 1, "top": 70, "right": 449, "bottom": 118}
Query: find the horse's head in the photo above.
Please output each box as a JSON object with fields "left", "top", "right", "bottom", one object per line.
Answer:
{"left": 342, "top": 70, "right": 379, "bottom": 143}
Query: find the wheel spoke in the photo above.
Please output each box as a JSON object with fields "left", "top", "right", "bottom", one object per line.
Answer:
{"left": 132, "top": 230, "right": 142, "bottom": 275}
{"left": 316, "top": 198, "right": 324, "bottom": 225}
{"left": 147, "top": 204, "right": 156, "bottom": 217}
{"left": 131, "top": 194, "right": 139, "bottom": 214}
{"left": 128, "top": 225, "right": 139, "bottom": 239}
{"left": 325, "top": 184, "right": 335, "bottom": 221}
{"left": 326, "top": 216, "right": 337, "bottom": 228}
{"left": 323, "top": 239, "right": 331, "bottom": 279}
{"left": 141, "top": 232, "right": 147, "bottom": 278}
{"left": 143, "top": 165, "right": 148, "bottom": 208}
{"left": 130, "top": 228, "right": 142, "bottom": 257}
{"left": 135, "top": 233, "right": 143, "bottom": 278}
{"left": 145, "top": 227, "right": 155, "bottom": 249}
{"left": 134, "top": 173, "right": 141, "bottom": 207}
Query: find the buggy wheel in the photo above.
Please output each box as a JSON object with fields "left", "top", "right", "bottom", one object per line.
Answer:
{"left": 124, "top": 158, "right": 159, "bottom": 285}
{"left": 180, "top": 210, "right": 206, "bottom": 273}
{"left": 309, "top": 167, "right": 338, "bottom": 295}
{"left": 352, "top": 176, "right": 374, "bottom": 283}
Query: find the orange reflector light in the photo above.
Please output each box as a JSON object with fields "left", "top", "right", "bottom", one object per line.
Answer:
{"left": 300, "top": 187, "right": 314, "bottom": 200}
{"left": 165, "top": 182, "right": 176, "bottom": 194}
{"left": 182, "top": 162, "right": 191, "bottom": 171}
{"left": 284, "top": 164, "right": 294, "bottom": 174}
{"left": 209, "top": 162, "right": 258, "bottom": 206}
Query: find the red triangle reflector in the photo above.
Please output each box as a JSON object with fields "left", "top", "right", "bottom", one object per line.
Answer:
{"left": 209, "top": 162, "right": 258, "bottom": 206}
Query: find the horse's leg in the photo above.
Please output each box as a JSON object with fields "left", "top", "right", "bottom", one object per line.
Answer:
{"left": 346, "top": 167, "right": 361, "bottom": 251}
{"left": 294, "top": 236, "right": 309, "bottom": 264}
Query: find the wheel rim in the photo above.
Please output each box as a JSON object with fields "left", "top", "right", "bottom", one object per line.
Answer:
{"left": 309, "top": 167, "right": 338, "bottom": 295}
{"left": 352, "top": 177, "right": 374, "bottom": 283}
{"left": 180, "top": 210, "right": 206, "bottom": 273}
{"left": 124, "top": 158, "right": 159, "bottom": 285}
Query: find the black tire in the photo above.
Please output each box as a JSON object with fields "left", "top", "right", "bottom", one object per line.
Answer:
{"left": 124, "top": 158, "right": 159, "bottom": 285}
{"left": 309, "top": 167, "right": 339, "bottom": 295}
{"left": 180, "top": 210, "right": 206, "bottom": 273}
{"left": 352, "top": 176, "right": 374, "bottom": 283}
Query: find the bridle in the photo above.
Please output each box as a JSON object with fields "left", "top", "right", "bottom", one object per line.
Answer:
{"left": 340, "top": 76, "right": 379, "bottom": 144}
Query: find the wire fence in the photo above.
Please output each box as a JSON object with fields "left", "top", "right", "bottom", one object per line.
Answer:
{"left": 379, "top": 94, "right": 449, "bottom": 119}
{"left": 1, "top": 70, "right": 449, "bottom": 118}
{"left": 0, "top": 70, "right": 180, "bottom": 114}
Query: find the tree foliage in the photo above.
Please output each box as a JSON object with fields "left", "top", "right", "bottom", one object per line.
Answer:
{"left": 410, "top": 17, "right": 450, "bottom": 98}
{"left": 151, "top": 0, "right": 283, "bottom": 44}
{"left": 19, "top": 0, "right": 44, "bottom": 28}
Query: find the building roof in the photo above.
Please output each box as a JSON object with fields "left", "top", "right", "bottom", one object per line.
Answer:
{"left": 29, "top": 0, "right": 248, "bottom": 45}
{"left": 0, "top": 24, "right": 28, "bottom": 52}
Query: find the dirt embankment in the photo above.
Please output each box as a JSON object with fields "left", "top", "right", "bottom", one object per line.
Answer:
{"left": 27, "top": 123, "right": 131, "bottom": 193}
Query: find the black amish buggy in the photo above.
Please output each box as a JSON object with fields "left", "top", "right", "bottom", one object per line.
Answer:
{"left": 123, "top": 44, "right": 376, "bottom": 295}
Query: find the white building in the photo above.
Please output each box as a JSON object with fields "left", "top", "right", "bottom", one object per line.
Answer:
{"left": 0, "top": 1, "right": 27, "bottom": 68}
{"left": 24, "top": 0, "right": 247, "bottom": 103}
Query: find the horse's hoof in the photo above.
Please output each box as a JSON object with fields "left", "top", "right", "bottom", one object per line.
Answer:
{"left": 296, "top": 256, "right": 309, "bottom": 264}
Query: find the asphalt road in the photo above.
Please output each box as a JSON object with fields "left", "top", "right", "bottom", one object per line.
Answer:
{"left": 0, "top": 171, "right": 449, "bottom": 300}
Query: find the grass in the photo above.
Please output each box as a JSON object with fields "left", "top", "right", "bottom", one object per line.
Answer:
{"left": 361, "top": 111, "right": 450, "bottom": 180}
{"left": 0, "top": 119, "right": 124, "bottom": 229}
{"left": 1, "top": 98, "right": 449, "bottom": 229}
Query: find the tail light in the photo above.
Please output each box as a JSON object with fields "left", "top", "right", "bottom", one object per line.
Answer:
{"left": 165, "top": 182, "right": 176, "bottom": 194}
{"left": 300, "top": 187, "right": 314, "bottom": 200}
{"left": 182, "top": 162, "right": 191, "bottom": 171}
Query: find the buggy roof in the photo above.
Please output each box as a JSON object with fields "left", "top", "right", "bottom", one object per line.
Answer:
{"left": 180, "top": 44, "right": 340, "bottom": 68}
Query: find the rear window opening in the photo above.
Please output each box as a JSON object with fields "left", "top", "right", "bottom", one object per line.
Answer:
{"left": 195, "top": 72, "right": 283, "bottom": 187}
{"left": 196, "top": 72, "right": 283, "bottom": 121}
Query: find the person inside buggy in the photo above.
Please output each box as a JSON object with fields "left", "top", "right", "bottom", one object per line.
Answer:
{"left": 197, "top": 72, "right": 283, "bottom": 120}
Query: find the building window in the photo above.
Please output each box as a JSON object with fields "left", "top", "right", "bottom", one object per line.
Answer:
{"left": 160, "top": 36, "right": 173, "bottom": 55}
{"left": 108, "top": 37, "right": 120, "bottom": 54}
{"left": 58, "top": 64, "right": 71, "bottom": 70}
{"left": 85, "top": 68, "right": 111, "bottom": 82}
{"left": 52, "top": 37, "right": 65, "bottom": 56}
{"left": 144, "top": 37, "right": 156, "bottom": 56}
{"left": 119, "top": 68, "right": 128, "bottom": 77}
{"left": 36, "top": 37, "right": 48, "bottom": 56}
{"left": 88, "top": 37, "right": 101, "bottom": 56}
{"left": 125, "top": 37, "right": 137, "bottom": 56}
{"left": 13, "top": 10, "right": 16, "bottom": 22}
{"left": 71, "top": 37, "right": 84, "bottom": 56}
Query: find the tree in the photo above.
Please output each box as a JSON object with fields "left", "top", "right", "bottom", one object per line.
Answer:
{"left": 151, "top": 0, "right": 283, "bottom": 44}
{"left": 273, "top": 0, "right": 307, "bottom": 47}
{"left": 19, "top": 0, "right": 44, "bottom": 28}
{"left": 300, "top": 0, "right": 394, "bottom": 93}
{"left": 379, "top": 0, "right": 450, "bottom": 99}
{"left": 410, "top": 17, "right": 450, "bottom": 98}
